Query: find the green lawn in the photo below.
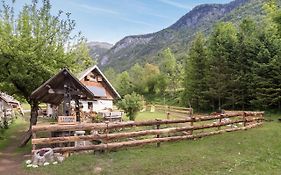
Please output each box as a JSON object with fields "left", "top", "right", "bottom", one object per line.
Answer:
{"left": 0, "top": 115, "right": 32, "bottom": 153}
{"left": 0, "top": 117, "right": 27, "bottom": 150}
{"left": 21, "top": 103, "right": 47, "bottom": 111}
{"left": 21, "top": 103, "right": 31, "bottom": 110}
{"left": 122, "top": 111, "right": 181, "bottom": 122}
{"left": 25, "top": 114, "right": 281, "bottom": 175}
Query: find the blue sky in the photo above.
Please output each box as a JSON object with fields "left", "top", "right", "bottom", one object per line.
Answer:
{"left": 14, "top": 0, "right": 233, "bottom": 44}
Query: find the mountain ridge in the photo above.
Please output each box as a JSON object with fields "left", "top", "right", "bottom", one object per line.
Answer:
{"left": 89, "top": 0, "right": 268, "bottom": 72}
{"left": 87, "top": 41, "right": 113, "bottom": 61}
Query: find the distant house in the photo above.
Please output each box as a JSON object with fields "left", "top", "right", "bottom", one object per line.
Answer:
{"left": 77, "top": 65, "right": 120, "bottom": 112}
{"left": 0, "top": 94, "right": 11, "bottom": 116}
{"left": 0, "top": 92, "right": 21, "bottom": 113}
{"left": 0, "top": 92, "right": 22, "bottom": 127}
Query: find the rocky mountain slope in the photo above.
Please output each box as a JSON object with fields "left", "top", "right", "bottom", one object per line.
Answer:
{"left": 90, "top": 0, "right": 270, "bottom": 71}
{"left": 87, "top": 41, "right": 113, "bottom": 61}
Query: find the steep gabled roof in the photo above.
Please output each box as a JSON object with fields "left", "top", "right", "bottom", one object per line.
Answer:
{"left": 78, "top": 65, "right": 121, "bottom": 99}
{"left": 30, "top": 68, "right": 96, "bottom": 105}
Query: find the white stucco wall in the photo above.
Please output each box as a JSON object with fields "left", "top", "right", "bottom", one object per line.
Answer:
{"left": 80, "top": 100, "right": 113, "bottom": 112}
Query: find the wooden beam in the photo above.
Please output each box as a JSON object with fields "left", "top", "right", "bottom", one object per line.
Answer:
{"left": 32, "top": 112, "right": 264, "bottom": 132}
{"left": 32, "top": 117, "right": 263, "bottom": 145}
{"left": 46, "top": 123, "right": 262, "bottom": 153}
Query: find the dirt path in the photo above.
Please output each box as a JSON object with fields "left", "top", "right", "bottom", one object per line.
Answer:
{"left": 0, "top": 116, "right": 31, "bottom": 175}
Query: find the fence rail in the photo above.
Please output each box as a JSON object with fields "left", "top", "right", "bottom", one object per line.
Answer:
{"left": 31, "top": 111, "right": 264, "bottom": 153}
{"left": 147, "top": 104, "right": 193, "bottom": 118}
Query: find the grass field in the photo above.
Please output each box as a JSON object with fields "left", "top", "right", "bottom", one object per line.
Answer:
{"left": 134, "top": 111, "right": 179, "bottom": 121}
{"left": 21, "top": 103, "right": 31, "bottom": 110}
{"left": 0, "top": 117, "right": 27, "bottom": 150}
{"left": 22, "top": 113, "right": 281, "bottom": 175}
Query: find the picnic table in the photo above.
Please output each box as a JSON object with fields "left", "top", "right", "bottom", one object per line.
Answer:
{"left": 98, "top": 110, "right": 123, "bottom": 122}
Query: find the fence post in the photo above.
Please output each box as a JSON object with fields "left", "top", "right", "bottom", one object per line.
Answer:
{"left": 190, "top": 116, "right": 195, "bottom": 135}
{"left": 166, "top": 112, "right": 170, "bottom": 120}
{"left": 105, "top": 121, "right": 109, "bottom": 152}
{"left": 218, "top": 114, "right": 223, "bottom": 130}
{"left": 156, "top": 119, "right": 161, "bottom": 147}
{"left": 32, "top": 131, "right": 36, "bottom": 152}
{"left": 189, "top": 108, "right": 193, "bottom": 118}
{"left": 260, "top": 112, "right": 264, "bottom": 124}
{"left": 243, "top": 112, "right": 247, "bottom": 127}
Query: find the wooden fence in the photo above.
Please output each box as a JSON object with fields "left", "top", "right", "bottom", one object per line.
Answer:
{"left": 31, "top": 111, "right": 264, "bottom": 153}
{"left": 146, "top": 104, "right": 193, "bottom": 118}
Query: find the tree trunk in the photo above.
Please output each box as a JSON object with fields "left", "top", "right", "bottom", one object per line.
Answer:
{"left": 242, "top": 93, "right": 245, "bottom": 111}
{"left": 196, "top": 97, "right": 199, "bottom": 112}
{"left": 19, "top": 100, "right": 39, "bottom": 147}
{"left": 218, "top": 95, "right": 221, "bottom": 111}
{"left": 232, "top": 91, "right": 235, "bottom": 110}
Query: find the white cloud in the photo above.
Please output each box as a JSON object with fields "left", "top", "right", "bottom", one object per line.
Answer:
{"left": 157, "top": 0, "right": 193, "bottom": 10}
{"left": 73, "top": 2, "right": 154, "bottom": 27}
{"left": 120, "top": 0, "right": 174, "bottom": 20}
{"left": 118, "top": 17, "right": 154, "bottom": 27}
{"left": 146, "top": 12, "right": 175, "bottom": 20}
{"left": 77, "top": 4, "right": 120, "bottom": 15}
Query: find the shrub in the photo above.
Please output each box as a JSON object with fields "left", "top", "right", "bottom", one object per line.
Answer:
{"left": 117, "top": 92, "right": 144, "bottom": 121}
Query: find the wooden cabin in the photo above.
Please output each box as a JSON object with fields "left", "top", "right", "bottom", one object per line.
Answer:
{"left": 77, "top": 65, "right": 120, "bottom": 113}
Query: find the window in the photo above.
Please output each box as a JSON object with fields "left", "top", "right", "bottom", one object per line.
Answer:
{"left": 88, "top": 102, "right": 93, "bottom": 110}
{"left": 97, "top": 76, "right": 103, "bottom": 82}
{"left": 84, "top": 73, "right": 96, "bottom": 82}
{"left": 89, "top": 74, "right": 97, "bottom": 82}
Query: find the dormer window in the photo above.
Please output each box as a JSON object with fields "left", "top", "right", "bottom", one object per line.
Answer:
{"left": 97, "top": 76, "right": 103, "bottom": 82}
{"left": 89, "top": 74, "right": 97, "bottom": 82}
{"left": 83, "top": 72, "right": 98, "bottom": 82}
{"left": 90, "top": 73, "right": 98, "bottom": 82}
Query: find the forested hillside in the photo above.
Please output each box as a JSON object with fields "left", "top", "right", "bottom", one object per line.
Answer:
{"left": 105, "top": 1, "right": 281, "bottom": 112}
{"left": 99, "top": 0, "right": 280, "bottom": 72}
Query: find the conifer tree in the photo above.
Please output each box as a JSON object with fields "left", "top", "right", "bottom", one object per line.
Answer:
{"left": 183, "top": 33, "right": 208, "bottom": 111}
{"left": 207, "top": 22, "right": 238, "bottom": 110}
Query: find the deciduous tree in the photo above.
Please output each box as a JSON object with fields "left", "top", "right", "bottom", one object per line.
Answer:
{"left": 0, "top": 0, "right": 93, "bottom": 146}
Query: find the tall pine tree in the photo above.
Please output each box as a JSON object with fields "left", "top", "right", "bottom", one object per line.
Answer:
{"left": 183, "top": 33, "right": 208, "bottom": 111}
{"left": 207, "top": 22, "right": 238, "bottom": 111}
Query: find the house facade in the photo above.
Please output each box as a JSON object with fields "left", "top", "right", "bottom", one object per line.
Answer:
{"left": 77, "top": 65, "right": 120, "bottom": 112}
{"left": 46, "top": 66, "right": 120, "bottom": 116}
